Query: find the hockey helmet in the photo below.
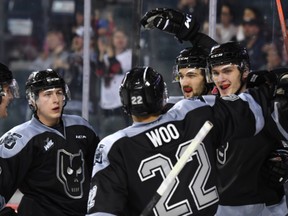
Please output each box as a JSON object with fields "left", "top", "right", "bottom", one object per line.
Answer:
{"left": 173, "top": 46, "right": 212, "bottom": 83}
{"left": 0, "top": 63, "right": 19, "bottom": 101}
{"left": 119, "top": 66, "right": 168, "bottom": 116}
{"left": 25, "top": 69, "right": 70, "bottom": 106}
{"left": 207, "top": 41, "right": 250, "bottom": 72}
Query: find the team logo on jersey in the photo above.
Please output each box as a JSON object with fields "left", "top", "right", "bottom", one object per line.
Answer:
{"left": 0, "top": 132, "right": 22, "bottom": 149}
{"left": 57, "top": 149, "right": 85, "bottom": 199}
{"left": 217, "top": 142, "right": 229, "bottom": 165}
{"left": 184, "top": 14, "right": 192, "bottom": 29}
{"left": 43, "top": 138, "right": 54, "bottom": 151}
{"left": 76, "top": 135, "right": 87, "bottom": 139}
{"left": 87, "top": 185, "right": 97, "bottom": 211}
{"left": 94, "top": 144, "right": 105, "bottom": 164}
{"left": 221, "top": 94, "right": 239, "bottom": 101}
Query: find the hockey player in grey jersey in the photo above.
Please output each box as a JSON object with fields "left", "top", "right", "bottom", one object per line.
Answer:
{"left": 0, "top": 69, "right": 99, "bottom": 216}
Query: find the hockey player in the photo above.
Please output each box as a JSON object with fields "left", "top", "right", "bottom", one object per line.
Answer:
{"left": 163, "top": 45, "right": 212, "bottom": 111}
{"left": 0, "top": 63, "right": 19, "bottom": 119}
{"left": 86, "top": 66, "right": 286, "bottom": 216}
{"left": 173, "top": 46, "right": 212, "bottom": 98}
{"left": 0, "top": 63, "right": 19, "bottom": 215}
{"left": 208, "top": 42, "right": 288, "bottom": 215}
{"left": 0, "top": 69, "right": 99, "bottom": 216}
{"left": 141, "top": 8, "right": 288, "bottom": 215}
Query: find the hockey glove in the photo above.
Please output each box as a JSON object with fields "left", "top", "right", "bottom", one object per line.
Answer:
{"left": 140, "top": 8, "right": 200, "bottom": 42}
{"left": 270, "top": 67, "right": 288, "bottom": 96}
{"left": 246, "top": 68, "right": 288, "bottom": 97}
{"left": 246, "top": 70, "right": 275, "bottom": 88}
{"left": 262, "top": 142, "right": 288, "bottom": 188}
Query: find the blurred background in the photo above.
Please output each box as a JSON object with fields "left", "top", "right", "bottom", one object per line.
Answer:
{"left": 0, "top": 0, "right": 288, "bottom": 137}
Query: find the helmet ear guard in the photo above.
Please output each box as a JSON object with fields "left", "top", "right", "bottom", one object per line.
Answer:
{"left": 120, "top": 67, "right": 168, "bottom": 116}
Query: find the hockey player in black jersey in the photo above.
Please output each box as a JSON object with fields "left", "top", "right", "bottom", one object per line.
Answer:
{"left": 0, "top": 69, "right": 99, "bottom": 216}
{"left": 86, "top": 66, "right": 287, "bottom": 216}
{"left": 162, "top": 45, "right": 212, "bottom": 112}
{"left": 173, "top": 46, "right": 213, "bottom": 98}
{"left": 0, "top": 63, "right": 19, "bottom": 215}
{"left": 141, "top": 8, "right": 288, "bottom": 215}
{"left": 0, "top": 63, "right": 19, "bottom": 119}
{"left": 208, "top": 42, "right": 288, "bottom": 215}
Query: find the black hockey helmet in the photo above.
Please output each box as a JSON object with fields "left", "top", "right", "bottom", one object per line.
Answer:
{"left": 0, "top": 63, "right": 13, "bottom": 85}
{"left": 176, "top": 46, "right": 208, "bottom": 69}
{"left": 173, "top": 46, "right": 210, "bottom": 82}
{"left": 207, "top": 41, "right": 250, "bottom": 73}
{"left": 0, "top": 63, "right": 19, "bottom": 102}
{"left": 25, "top": 69, "right": 70, "bottom": 108}
{"left": 119, "top": 66, "right": 168, "bottom": 116}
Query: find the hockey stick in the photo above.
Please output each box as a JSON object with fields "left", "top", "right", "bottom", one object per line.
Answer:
{"left": 140, "top": 121, "right": 213, "bottom": 216}
{"left": 276, "top": 0, "right": 288, "bottom": 55}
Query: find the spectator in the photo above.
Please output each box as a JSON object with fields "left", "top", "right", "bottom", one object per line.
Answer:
{"left": 261, "top": 42, "right": 285, "bottom": 70}
{"left": 236, "top": 6, "right": 258, "bottom": 41}
{"left": 239, "top": 12, "right": 267, "bottom": 70}
{"left": 71, "top": 10, "right": 84, "bottom": 41}
{"left": 63, "top": 26, "right": 98, "bottom": 116}
{"left": 96, "top": 28, "right": 132, "bottom": 137}
{"left": 215, "top": 3, "right": 238, "bottom": 43}
{"left": 93, "top": 10, "right": 115, "bottom": 39}
{"left": 30, "top": 29, "right": 69, "bottom": 73}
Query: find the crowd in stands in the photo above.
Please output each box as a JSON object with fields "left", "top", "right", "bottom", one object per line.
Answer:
{"left": 2, "top": 0, "right": 288, "bottom": 137}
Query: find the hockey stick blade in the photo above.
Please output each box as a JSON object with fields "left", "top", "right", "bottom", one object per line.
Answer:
{"left": 140, "top": 120, "right": 213, "bottom": 216}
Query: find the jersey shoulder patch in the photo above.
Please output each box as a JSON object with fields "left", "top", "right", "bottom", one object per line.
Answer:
{"left": 221, "top": 94, "right": 240, "bottom": 101}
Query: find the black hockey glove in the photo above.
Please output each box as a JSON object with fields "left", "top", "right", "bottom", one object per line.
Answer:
{"left": 262, "top": 142, "right": 288, "bottom": 188}
{"left": 140, "top": 8, "right": 200, "bottom": 42}
{"left": 270, "top": 67, "right": 288, "bottom": 96}
{"left": 246, "top": 70, "right": 275, "bottom": 88}
{"left": 246, "top": 67, "right": 288, "bottom": 97}
{"left": 0, "top": 207, "right": 17, "bottom": 216}
{"left": 247, "top": 69, "right": 288, "bottom": 140}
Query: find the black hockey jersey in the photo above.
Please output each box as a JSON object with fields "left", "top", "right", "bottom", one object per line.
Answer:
{"left": 166, "top": 94, "right": 288, "bottom": 213}
{"left": 87, "top": 94, "right": 266, "bottom": 216}
{"left": 0, "top": 114, "right": 99, "bottom": 216}
{"left": 216, "top": 130, "right": 285, "bottom": 206}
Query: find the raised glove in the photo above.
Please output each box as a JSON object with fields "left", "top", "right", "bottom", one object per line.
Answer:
{"left": 246, "top": 70, "right": 276, "bottom": 89}
{"left": 270, "top": 67, "right": 288, "bottom": 96}
{"left": 140, "top": 8, "right": 200, "bottom": 42}
{"left": 262, "top": 141, "right": 288, "bottom": 188}
{"left": 247, "top": 68, "right": 288, "bottom": 95}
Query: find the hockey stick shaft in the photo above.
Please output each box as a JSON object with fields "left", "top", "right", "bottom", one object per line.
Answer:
{"left": 276, "top": 0, "right": 288, "bottom": 55}
{"left": 140, "top": 121, "right": 213, "bottom": 216}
